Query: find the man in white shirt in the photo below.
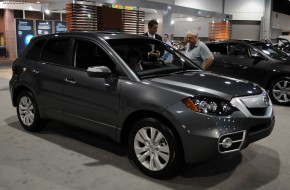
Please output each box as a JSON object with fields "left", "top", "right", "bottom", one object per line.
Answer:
{"left": 184, "top": 31, "right": 214, "bottom": 70}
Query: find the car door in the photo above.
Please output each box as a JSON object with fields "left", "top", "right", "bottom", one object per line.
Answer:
{"left": 25, "top": 38, "right": 71, "bottom": 120}
{"left": 62, "top": 38, "right": 121, "bottom": 137}
{"left": 220, "top": 42, "right": 267, "bottom": 85}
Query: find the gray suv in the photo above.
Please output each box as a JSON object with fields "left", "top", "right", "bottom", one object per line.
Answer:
{"left": 10, "top": 32, "right": 275, "bottom": 179}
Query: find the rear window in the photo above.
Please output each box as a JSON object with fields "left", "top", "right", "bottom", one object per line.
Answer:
{"left": 41, "top": 39, "right": 70, "bottom": 66}
{"left": 25, "top": 39, "right": 46, "bottom": 61}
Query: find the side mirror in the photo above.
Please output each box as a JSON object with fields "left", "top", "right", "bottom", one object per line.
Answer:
{"left": 251, "top": 53, "right": 264, "bottom": 60}
{"left": 87, "top": 66, "right": 111, "bottom": 77}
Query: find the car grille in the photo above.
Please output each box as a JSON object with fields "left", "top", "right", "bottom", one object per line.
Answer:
{"left": 230, "top": 90, "right": 273, "bottom": 118}
{"left": 218, "top": 131, "right": 246, "bottom": 153}
{"left": 248, "top": 107, "right": 267, "bottom": 116}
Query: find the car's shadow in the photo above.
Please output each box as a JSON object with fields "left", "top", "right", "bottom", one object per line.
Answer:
{"left": 6, "top": 116, "right": 280, "bottom": 189}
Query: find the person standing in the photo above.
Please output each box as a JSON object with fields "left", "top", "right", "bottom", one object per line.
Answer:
{"left": 144, "top": 19, "right": 162, "bottom": 41}
{"left": 161, "top": 34, "right": 173, "bottom": 63}
{"left": 144, "top": 20, "right": 162, "bottom": 60}
{"left": 163, "top": 33, "right": 171, "bottom": 46}
{"left": 184, "top": 31, "right": 214, "bottom": 70}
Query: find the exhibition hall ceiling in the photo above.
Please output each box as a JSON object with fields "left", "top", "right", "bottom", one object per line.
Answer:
{"left": 25, "top": 0, "right": 53, "bottom": 3}
{"left": 273, "top": 0, "right": 290, "bottom": 16}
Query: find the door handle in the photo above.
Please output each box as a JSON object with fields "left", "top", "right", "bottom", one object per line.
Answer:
{"left": 64, "top": 78, "right": 76, "bottom": 84}
{"left": 32, "top": 69, "right": 39, "bottom": 74}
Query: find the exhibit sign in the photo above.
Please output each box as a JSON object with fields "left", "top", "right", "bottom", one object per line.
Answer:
{"left": 54, "top": 21, "right": 67, "bottom": 33}
{"left": 36, "top": 20, "right": 52, "bottom": 36}
{"left": 15, "top": 19, "right": 34, "bottom": 57}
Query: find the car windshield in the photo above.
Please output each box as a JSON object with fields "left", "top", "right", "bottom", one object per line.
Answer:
{"left": 251, "top": 43, "right": 288, "bottom": 60}
{"left": 106, "top": 38, "right": 200, "bottom": 78}
{"left": 279, "top": 39, "right": 289, "bottom": 44}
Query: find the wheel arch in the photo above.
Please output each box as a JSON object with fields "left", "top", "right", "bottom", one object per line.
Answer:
{"left": 12, "top": 85, "right": 35, "bottom": 107}
{"left": 120, "top": 110, "right": 184, "bottom": 158}
{"left": 265, "top": 74, "right": 290, "bottom": 90}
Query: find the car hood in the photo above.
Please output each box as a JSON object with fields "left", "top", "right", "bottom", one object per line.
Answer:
{"left": 147, "top": 71, "right": 263, "bottom": 101}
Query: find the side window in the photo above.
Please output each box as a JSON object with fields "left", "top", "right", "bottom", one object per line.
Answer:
{"left": 207, "top": 43, "right": 227, "bottom": 55}
{"left": 74, "top": 39, "right": 115, "bottom": 71}
{"left": 228, "top": 44, "right": 249, "bottom": 58}
{"left": 25, "top": 39, "right": 46, "bottom": 61}
{"left": 41, "top": 39, "right": 70, "bottom": 66}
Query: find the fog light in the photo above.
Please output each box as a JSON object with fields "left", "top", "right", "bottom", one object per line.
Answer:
{"left": 222, "top": 137, "right": 232, "bottom": 148}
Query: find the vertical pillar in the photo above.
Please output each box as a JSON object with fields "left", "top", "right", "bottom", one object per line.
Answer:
{"left": 4, "top": 9, "right": 16, "bottom": 59}
{"left": 162, "top": 8, "right": 173, "bottom": 40}
{"left": 262, "top": 0, "right": 272, "bottom": 39}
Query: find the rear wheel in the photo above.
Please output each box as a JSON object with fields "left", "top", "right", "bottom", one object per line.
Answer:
{"left": 269, "top": 77, "right": 290, "bottom": 105}
{"left": 16, "top": 91, "right": 46, "bottom": 132}
{"left": 129, "top": 118, "right": 182, "bottom": 179}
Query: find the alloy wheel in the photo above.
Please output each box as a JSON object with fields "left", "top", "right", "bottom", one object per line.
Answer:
{"left": 18, "top": 96, "right": 35, "bottom": 126}
{"left": 133, "top": 127, "right": 170, "bottom": 171}
{"left": 272, "top": 80, "right": 290, "bottom": 103}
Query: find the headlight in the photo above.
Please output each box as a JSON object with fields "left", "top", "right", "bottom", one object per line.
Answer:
{"left": 183, "top": 96, "right": 238, "bottom": 116}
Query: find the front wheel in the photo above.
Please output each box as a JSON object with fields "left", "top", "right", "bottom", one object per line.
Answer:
{"left": 129, "top": 118, "right": 182, "bottom": 179}
{"left": 16, "top": 91, "right": 46, "bottom": 132}
{"left": 269, "top": 77, "right": 290, "bottom": 105}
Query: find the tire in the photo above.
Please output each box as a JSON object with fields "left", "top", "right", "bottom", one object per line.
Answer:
{"left": 16, "top": 91, "right": 46, "bottom": 132}
{"left": 129, "top": 118, "right": 182, "bottom": 179}
{"left": 269, "top": 77, "right": 290, "bottom": 106}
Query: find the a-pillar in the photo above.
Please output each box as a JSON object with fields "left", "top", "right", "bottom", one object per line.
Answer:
{"left": 4, "top": 9, "right": 16, "bottom": 59}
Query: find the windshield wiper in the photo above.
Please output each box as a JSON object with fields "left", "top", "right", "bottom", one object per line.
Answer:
{"left": 140, "top": 69, "right": 198, "bottom": 79}
{"left": 171, "top": 69, "right": 198, "bottom": 74}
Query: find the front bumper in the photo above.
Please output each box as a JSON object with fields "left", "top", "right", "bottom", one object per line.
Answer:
{"left": 164, "top": 93, "right": 275, "bottom": 164}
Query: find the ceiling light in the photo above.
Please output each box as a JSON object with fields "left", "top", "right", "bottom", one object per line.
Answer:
{"left": 45, "top": 9, "right": 50, "bottom": 14}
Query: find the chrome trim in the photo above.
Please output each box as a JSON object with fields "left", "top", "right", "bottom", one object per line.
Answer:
{"left": 230, "top": 90, "right": 273, "bottom": 118}
{"left": 218, "top": 130, "right": 246, "bottom": 153}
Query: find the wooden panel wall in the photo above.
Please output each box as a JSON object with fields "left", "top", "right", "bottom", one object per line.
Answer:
{"left": 122, "top": 9, "right": 145, "bottom": 34}
{"left": 66, "top": 3, "right": 145, "bottom": 34}
{"left": 66, "top": 3, "right": 98, "bottom": 31}
{"left": 102, "top": 7, "right": 122, "bottom": 32}
{"left": 208, "top": 21, "right": 231, "bottom": 40}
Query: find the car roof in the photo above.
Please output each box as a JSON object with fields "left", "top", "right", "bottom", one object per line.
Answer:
{"left": 31, "top": 31, "right": 150, "bottom": 41}
{"left": 205, "top": 40, "right": 249, "bottom": 44}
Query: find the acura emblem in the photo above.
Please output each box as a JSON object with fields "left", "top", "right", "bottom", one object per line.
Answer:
{"left": 263, "top": 94, "right": 270, "bottom": 106}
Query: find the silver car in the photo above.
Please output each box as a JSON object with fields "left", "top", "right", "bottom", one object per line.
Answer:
{"left": 10, "top": 32, "right": 275, "bottom": 179}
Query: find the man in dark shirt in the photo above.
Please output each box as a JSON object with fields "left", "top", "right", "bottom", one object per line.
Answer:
{"left": 144, "top": 19, "right": 162, "bottom": 41}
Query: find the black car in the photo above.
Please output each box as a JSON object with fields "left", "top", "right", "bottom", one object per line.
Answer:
{"left": 10, "top": 32, "right": 274, "bottom": 178}
{"left": 206, "top": 40, "right": 290, "bottom": 105}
